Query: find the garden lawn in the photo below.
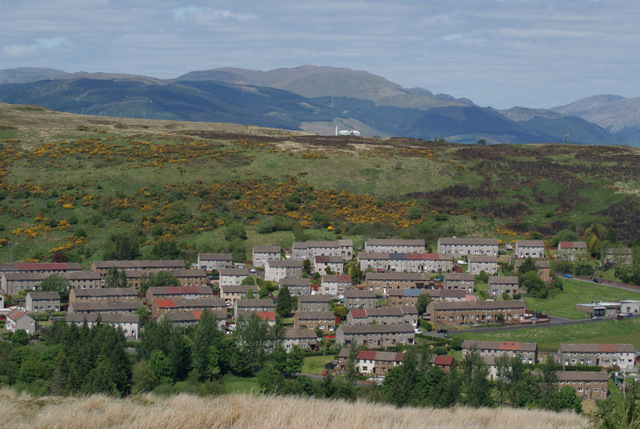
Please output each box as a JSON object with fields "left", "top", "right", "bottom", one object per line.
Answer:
{"left": 523, "top": 278, "right": 640, "bottom": 319}
{"left": 301, "top": 355, "right": 334, "bottom": 375}
{"left": 223, "top": 376, "right": 260, "bottom": 394}
{"left": 451, "top": 317, "right": 640, "bottom": 352}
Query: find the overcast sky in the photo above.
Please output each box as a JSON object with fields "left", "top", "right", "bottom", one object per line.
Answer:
{"left": 1, "top": 0, "right": 638, "bottom": 109}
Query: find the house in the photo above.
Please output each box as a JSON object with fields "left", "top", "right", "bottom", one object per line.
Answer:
{"left": 314, "top": 255, "right": 344, "bottom": 275}
{"left": 25, "top": 291, "right": 60, "bottom": 313}
{"left": 291, "top": 240, "right": 353, "bottom": 261}
{"left": 91, "top": 260, "right": 186, "bottom": 276}
{"left": 69, "top": 287, "right": 139, "bottom": 303}
{"left": 219, "top": 268, "right": 251, "bottom": 286}
{"left": 1, "top": 272, "right": 46, "bottom": 294}
{"left": 63, "top": 271, "right": 103, "bottom": 289}
{"left": 126, "top": 269, "right": 208, "bottom": 290}
{"left": 293, "top": 311, "right": 336, "bottom": 332}
{"left": 387, "top": 288, "right": 429, "bottom": 309}
{"left": 557, "top": 242, "right": 588, "bottom": 262}
{"left": 557, "top": 343, "right": 636, "bottom": 370}
{"left": 335, "top": 323, "right": 415, "bottom": 347}
{"left": 354, "top": 350, "right": 404, "bottom": 376}
{"left": 364, "top": 272, "right": 429, "bottom": 296}
{"left": 619, "top": 300, "right": 640, "bottom": 315}
{"left": 462, "top": 340, "right": 538, "bottom": 364}
{"left": 605, "top": 248, "right": 633, "bottom": 267}
{"left": 443, "top": 272, "right": 475, "bottom": 293}
{"left": 220, "top": 285, "right": 250, "bottom": 307}
{"left": 234, "top": 298, "right": 276, "bottom": 317}
{"left": 321, "top": 274, "right": 352, "bottom": 296}
{"left": 514, "top": 259, "right": 551, "bottom": 282}
{"left": 488, "top": 276, "right": 520, "bottom": 298}
{"left": 357, "top": 253, "right": 450, "bottom": 273}
{"left": 159, "top": 309, "right": 228, "bottom": 331}
{"left": 467, "top": 255, "right": 498, "bottom": 275}
{"left": 252, "top": 246, "right": 281, "bottom": 267}
{"left": 437, "top": 237, "right": 499, "bottom": 257}
{"left": 426, "top": 289, "right": 468, "bottom": 302}
{"left": 557, "top": 371, "right": 609, "bottom": 401}
{"left": 0, "top": 262, "right": 81, "bottom": 275}
{"left": 196, "top": 253, "right": 234, "bottom": 271}
{"left": 283, "top": 329, "right": 319, "bottom": 351}
{"left": 364, "top": 239, "right": 425, "bottom": 254}
{"left": 264, "top": 259, "right": 303, "bottom": 282}
{"left": 279, "top": 278, "right": 311, "bottom": 296}
{"left": 152, "top": 297, "right": 227, "bottom": 318}
{"left": 431, "top": 355, "right": 455, "bottom": 373}
{"left": 427, "top": 300, "right": 526, "bottom": 327}
{"left": 66, "top": 313, "right": 140, "bottom": 340}
{"left": 514, "top": 240, "right": 545, "bottom": 259}
{"left": 6, "top": 308, "right": 36, "bottom": 335}
{"left": 343, "top": 290, "right": 377, "bottom": 309}
{"left": 345, "top": 307, "right": 407, "bottom": 326}
{"left": 146, "top": 285, "right": 214, "bottom": 307}
{"left": 297, "top": 295, "right": 331, "bottom": 312}
{"left": 68, "top": 301, "right": 143, "bottom": 314}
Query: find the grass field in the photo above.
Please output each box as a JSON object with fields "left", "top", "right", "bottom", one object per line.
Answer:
{"left": 0, "top": 388, "right": 590, "bottom": 429}
{"left": 223, "top": 376, "right": 260, "bottom": 394}
{"left": 453, "top": 317, "right": 640, "bottom": 352}
{"left": 523, "top": 279, "right": 640, "bottom": 319}
{"left": 302, "top": 355, "right": 334, "bottom": 375}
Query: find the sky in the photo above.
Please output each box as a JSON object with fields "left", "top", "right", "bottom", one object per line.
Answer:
{"left": 1, "top": 0, "right": 639, "bottom": 109}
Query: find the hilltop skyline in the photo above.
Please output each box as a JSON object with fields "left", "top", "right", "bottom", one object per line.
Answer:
{"left": 2, "top": 0, "right": 639, "bottom": 109}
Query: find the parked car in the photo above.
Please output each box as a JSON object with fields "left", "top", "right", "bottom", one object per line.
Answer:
{"left": 591, "top": 315, "right": 601, "bottom": 320}
{"left": 564, "top": 273, "right": 573, "bottom": 278}
{"left": 625, "top": 313, "right": 634, "bottom": 318}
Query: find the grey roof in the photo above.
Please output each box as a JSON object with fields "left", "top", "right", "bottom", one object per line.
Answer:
{"left": 198, "top": 253, "right": 233, "bottom": 261}
{"left": 157, "top": 297, "right": 227, "bottom": 308}
{"left": 488, "top": 276, "right": 519, "bottom": 285}
{"left": 92, "top": 260, "right": 186, "bottom": 269}
{"left": 280, "top": 277, "right": 311, "bottom": 287}
{"left": 429, "top": 300, "right": 527, "bottom": 311}
{"left": 344, "top": 290, "right": 377, "bottom": 299}
{"left": 365, "top": 307, "right": 404, "bottom": 317}
{"left": 3, "top": 272, "right": 46, "bottom": 281}
{"left": 293, "top": 240, "right": 351, "bottom": 249}
{"left": 284, "top": 329, "right": 318, "bottom": 339}
{"left": 557, "top": 371, "right": 609, "bottom": 382}
{"left": 73, "top": 287, "right": 138, "bottom": 297}
{"left": 66, "top": 312, "right": 139, "bottom": 324}
{"left": 365, "top": 239, "right": 425, "bottom": 246}
{"left": 444, "top": 272, "right": 474, "bottom": 281}
{"left": 235, "top": 299, "right": 276, "bottom": 308}
{"left": 297, "top": 295, "right": 331, "bottom": 303}
{"left": 558, "top": 343, "right": 635, "bottom": 354}
{"left": 147, "top": 286, "right": 213, "bottom": 295}
{"left": 338, "top": 323, "right": 415, "bottom": 334}
{"left": 295, "top": 311, "right": 335, "bottom": 320}
{"left": 219, "top": 268, "right": 251, "bottom": 276}
{"left": 160, "top": 309, "right": 227, "bottom": 322}
{"left": 253, "top": 246, "right": 281, "bottom": 253}
{"left": 266, "top": 259, "right": 303, "bottom": 268}
{"left": 220, "top": 285, "right": 250, "bottom": 293}
{"left": 516, "top": 240, "right": 545, "bottom": 247}
{"left": 365, "top": 272, "right": 429, "bottom": 281}
{"left": 27, "top": 291, "right": 60, "bottom": 300}
{"left": 438, "top": 237, "right": 498, "bottom": 246}
{"left": 69, "top": 301, "right": 143, "bottom": 312}
{"left": 462, "top": 340, "right": 537, "bottom": 352}
{"left": 468, "top": 255, "right": 497, "bottom": 263}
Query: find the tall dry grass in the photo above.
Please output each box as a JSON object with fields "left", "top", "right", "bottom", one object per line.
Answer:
{"left": 0, "top": 388, "right": 591, "bottom": 429}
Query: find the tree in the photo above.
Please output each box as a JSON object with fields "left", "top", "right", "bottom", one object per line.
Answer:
{"left": 477, "top": 138, "right": 487, "bottom": 145}
{"left": 276, "top": 286, "right": 292, "bottom": 318}
{"left": 286, "top": 345, "right": 304, "bottom": 375}
{"left": 11, "top": 329, "right": 30, "bottom": 346}
{"left": 344, "top": 342, "right": 359, "bottom": 382}
{"left": 461, "top": 347, "right": 492, "bottom": 408}
{"left": 416, "top": 292, "right": 431, "bottom": 315}
{"left": 234, "top": 312, "right": 283, "bottom": 371}
{"left": 191, "top": 309, "right": 223, "bottom": 380}
{"left": 40, "top": 274, "right": 71, "bottom": 301}
{"left": 135, "top": 306, "right": 152, "bottom": 327}
{"left": 245, "top": 288, "right": 255, "bottom": 299}
{"left": 104, "top": 267, "right": 128, "bottom": 288}
{"left": 558, "top": 385, "right": 582, "bottom": 414}
{"left": 333, "top": 305, "right": 347, "bottom": 320}
{"left": 103, "top": 232, "right": 141, "bottom": 260}
{"left": 241, "top": 276, "right": 256, "bottom": 286}
{"left": 139, "top": 271, "right": 180, "bottom": 296}
{"left": 302, "top": 259, "right": 312, "bottom": 277}
{"left": 520, "top": 270, "right": 548, "bottom": 298}
{"left": 517, "top": 257, "right": 537, "bottom": 275}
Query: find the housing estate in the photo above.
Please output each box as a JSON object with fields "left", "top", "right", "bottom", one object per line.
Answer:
{"left": 514, "top": 240, "right": 545, "bottom": 259}
{"left": 69, "top": 287, "right": 138, "bottom": 303}
{"left": 443, "top": 272, "right": 475, "bottom": 293}
{"left": 264, "top": 259, "right": 303, "bottom": 282}
{"left": 252, "top": 246, "right": 281, "bottom": 267}
{"left": 233, "top": 298, "right": 276, "bottom": 317}
{"left": 146, "top": 286, "right": 214, "bottom": 307}
{"left": 335, "top": 323, "right": 415, "bottom": 347}
{"left": 66, "top": 313, "right": 140, "bottom": 340}
{"left": 126, "top": 269, "right": 208, "bottom": 289}
{"left": 291, "top": 240, "right": 353, "bottom": 261}
{"left": 152, "top": 297, "right": 227, "bottom": 318}
{"left": 488, "top": 276, "right": 520, "bottom": 298}
{"left": 605, "top": 248, "right": 633, "bottom": 267}
{"left": 296, "top": 294, "right": 331, "bottom": 312}
{"left": 0, "top": 262, "right": 81, "bottom": 275}
{"left": 427, "top": 300, "right": 526, "bottom": 327}
{"left": 313, "top": 255, "right": 344, "bottom": 275}
{"left": 159, "top": 309, "right": 227, "bottom": 331}
{"left": 557, "top": 371, "right": 609, "bottom": 401}
{"left": 346, "top": 307, "right": 416, "bottom": 326}
{"left": 514, "top": 259, "right": 551, "bottom": 282}
{"left": 557, "top": 242, "right": 588, "bottom": 262}
{"left": 293, "top": 311, "right": 336, "bottom": 332}
{"left": 462, "top": 340, "right": 538, "bottom": 364}
{"left": 6, "top": 308, "right": 36, "bottom": 335}
{"left": 467, "top": 255, "right": 498, "bottom": 275}
{"left": 357, "top": 252, "right": 450, "bottom": 273}
{"left": 364, "top": 239, "right": 425, "bottom": 253}
{"left": 219, "top": 268, "right": 251, "bottom": 286}
{"left": 279, "top": 277, "right": 311, "bottom": 296}
{"left": 343, "top": 290, "right": 377, "bottom": 309}
{"left": 364, "top": 272, "right": 430, "bottom": 295}
{"left": 196, "top": 253, "right": 234, "bottom": 271}
{"left": 557, "top": 343, "right": 636, "bottom": 370}
{"left": 437, "top": 237, "right": 499, "bottom": 257}
{"left": 283, "top": 329, "right": 319, "bottom": 351}
{"left": 25, "top": 291, "right": 61, "bottom": 313}
{"left": 91, "top": 260, "right": 186, "bottom": 276}
{"left": 321, "top": 274, "right": 352, "bottom": 296}
{"left": 219, "top": 285, "right": 250, "bottom": 307}
{"left": 68, "top": 301, "right": 143, "bottom": 314}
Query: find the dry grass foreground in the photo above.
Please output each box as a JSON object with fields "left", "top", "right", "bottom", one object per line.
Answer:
{"left": 0, "top": 389, "right": 591, "bottom": 429}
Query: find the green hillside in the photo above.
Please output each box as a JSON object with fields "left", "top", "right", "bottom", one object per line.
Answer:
{"left": 0, "top": 102, "right": 639, "bottom": 266}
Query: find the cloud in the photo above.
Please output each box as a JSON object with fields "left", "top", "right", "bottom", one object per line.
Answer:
{"left": 36, "top": 37, "right": 67, "bottom": 49}
{"left": 3, "top": 44, "right": 38, "bottom": 56}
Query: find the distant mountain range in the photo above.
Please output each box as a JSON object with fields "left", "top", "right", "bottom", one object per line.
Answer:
{"left": 0, "top": 66, "right": 636, "bottom": 146}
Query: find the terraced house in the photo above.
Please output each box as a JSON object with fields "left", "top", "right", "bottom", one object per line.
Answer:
{"left": 126, "top": 269, "right": 208, "bottom": 289}
{"left": 427, "top": 300, "right": 526, "bottom": 327}
{"left": 26, "top": 291, "right": 60, "bottom": 313}
{"left": 461, "top": 340, "right": 538, "bottom": 364}
{"left": 514, "top": 240, "right": 545, "bottom": 259}
{"left": 196, "top": 253, "right": 234, "bottom": 271}
{"left": 443, "top": 272, "right": 475, "bottom": 293}
{"left": 296, "top": 294, "right": 331, "bottom": 312}
{"left": 291, "top": 240, "right": 353, "bottom": 261}
{"left": 437, "top": 237, "right": 499, "bottom": 257}
{"left": 335, "top": 324, "right": 415, "bottom": 347}
{"left": 264, "top": 259, "right": 303, "bottom": 282}
{"left": 66, "top": 313, "right": 140, "bottom": 341}
{"left": 252, "top": 246, "right": 281, "bottom": 267}
{"left": 364, "top": 272, "right": 430, "bottom": 295}
{"left": 467, "top": 255, "right": 498, "bottom": 275}
{"left": 69, "top": 287, "right": 138, "bottom": 303}
{"left": 558, "top": 343, "right": 636, "bottom": 370}
{"left": 293, "top": 311, "right": 336, "bottom": 332}
{"left": 357, "top": 252, "right": 450, "bottom": 273}
{"left": 364, "top": 239, "right": 425, "bottom": 254}
{"left": 488, "top": 276, "right": 520, "bottom": 298}
{"left": 279, "top": 277, "right": 311, "bottom": 296}
{"left": 91, "top": 260, "right": 186, "bottom": 276}
{"left": 557, "top": 241, "right": 588, "bottom": 262}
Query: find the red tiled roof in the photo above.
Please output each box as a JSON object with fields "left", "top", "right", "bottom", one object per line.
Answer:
{"left": 598, "top": 344, "right": 620, "bottom": 353}
{"left": 335, "top": 274, "right": 352, "bottom": 282}
{"left": 192, "top": 310, "right": 203, "bottom": 320}
{"left": 434, "top": 355, "right": 454, "bottom": 366}
{"left": 7, "top": 308, "right": 25, "bottom": 319}
{"left": 350, "top": 309, "right": 367, "bottom": 318}
{"left": 356, "top": 350, "right": 378, "bottom": 360}
{"left": 156, "top": 299, "right": 175, "bottom": 308}
{"left": 256, "top": 312, "right": 276, "bottom": 321}
{"left": 499, "top": 341, "right": 521, "bottom": 351}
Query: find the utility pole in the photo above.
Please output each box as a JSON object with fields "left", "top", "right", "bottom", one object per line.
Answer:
{"left": 564, "top": 130, "right": 569, "bottom": 144}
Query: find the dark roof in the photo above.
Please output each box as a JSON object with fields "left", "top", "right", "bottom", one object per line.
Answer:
{"left": 295, "top": 311, "right": 335, "bottom": 320}
{"left": 338, "top": 324, "right": 415, "bottom": 334}
{"left": 66, "top": 313, "right": 139, "bottom": 324}
{"left": 27, "top": 291, "right": 60, "bottom": 300}
{"left": 462, "top": 340, "right": 537, "bottom": 352}
{"left": 198, "top": 253, "right": 233, "bottom": 261}
{"left": 438, "top": 238, "right": 498, "bottom": 246}
{"left": 429, "top": 300, "right": 527, "bottom": 311}
{"left": 558, "top": 343, "right": 635, "bottom": 354}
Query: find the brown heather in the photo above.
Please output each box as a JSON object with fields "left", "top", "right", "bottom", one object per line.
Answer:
{"left": 0, "top": 389, "right": 591, "bottom": 429}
